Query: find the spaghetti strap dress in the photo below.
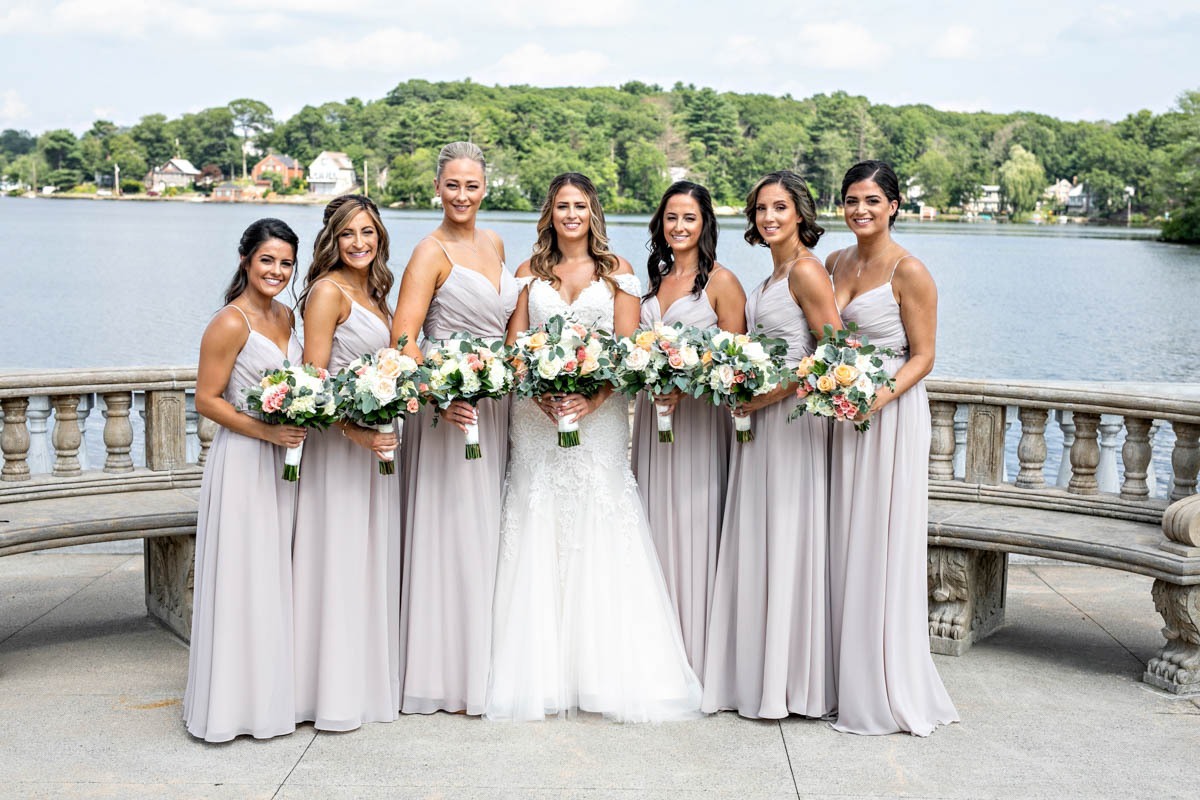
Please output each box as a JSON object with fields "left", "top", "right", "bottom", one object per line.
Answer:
{"left": 701, "top": 260, "right": 835, "bottom": 719}
{"left": 398, "top": 237, "right": 518, "bottom": 715}
{"left": 630, "top": 284, "right": 732, "bottom": 677}
{"left": 828, "top": 256, "right": 958, "bottom": 736}
{"left": 183, "top": 306, "right": 302, "bottom": 742}
{"left": 292, "top": 281, "right": 401, "bottom": 731}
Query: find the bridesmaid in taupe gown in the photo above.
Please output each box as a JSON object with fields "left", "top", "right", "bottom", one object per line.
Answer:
{"left": 701, "top": 171, "right": 842, "bottom": 719}
{"left": 185, "top": 219, "right": 305, "bottom": 742}
{"left": 292, "top": 196, "right": 402, "bottom": 731}
{"left": 826, "top": 160, "right": 958, "bottom": 735}
{"left": 392, "top": 142, "right": 518, "bottom": 715}
{"left": 631, "top": 181, "right": 745, "bottom": 677}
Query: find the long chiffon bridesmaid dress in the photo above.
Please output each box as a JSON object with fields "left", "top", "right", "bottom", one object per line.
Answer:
{"left": 292, "top": 281, "right": 401, "bottom": 730}
{"left": 397, "top": 239, "right": 518, "bottom": 714}
{"left": 631, "top": 281, "right": 732, "bottom": 677}
{"left": 828, "top": 257, "right": 958, "bottom": 736}
{"left": 701, "top": 259, "right": 835, "bottom": 719}
{"left": 183, "top": 306, "right": 302, "bottom": 742}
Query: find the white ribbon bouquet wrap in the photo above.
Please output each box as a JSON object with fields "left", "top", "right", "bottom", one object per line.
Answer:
{"left": 423, "top": 335, "right": 514, "bottom": 460}
{"left": 611, "top": 322, "right": 708, "bottom": 444}
{"left": 242, "top": 362, "right": 339, "bottom": 481}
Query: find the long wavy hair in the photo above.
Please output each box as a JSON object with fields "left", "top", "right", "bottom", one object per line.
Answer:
{"left": 529, "top": 172, "right": 619, "bottom": 293}
{"left": 743, "top": 170, "right": 825, "bottom": 248}
{"left": 223, "top": 217, "right": 299, "bottom": 306}
{"left": 645, "top": 181, "right": 718, "bottom": 300}
{"left": 297, "top": 194, "right": 393, "bottom": 316}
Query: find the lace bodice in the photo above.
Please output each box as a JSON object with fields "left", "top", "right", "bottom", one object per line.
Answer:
{"left": 522, "top": 274, "right": 642, "bottom": 332}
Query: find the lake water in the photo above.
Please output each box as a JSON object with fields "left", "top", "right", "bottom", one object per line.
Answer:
{"left": 2, "top": 197, "right": 1198, "bottom": 381}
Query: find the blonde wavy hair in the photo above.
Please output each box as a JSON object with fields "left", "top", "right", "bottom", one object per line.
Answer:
{"left": 298, "top": 195, "right": 393, "bottom": 316}
{"left": 529, "top": 173, "right": 618, "bottom": 293}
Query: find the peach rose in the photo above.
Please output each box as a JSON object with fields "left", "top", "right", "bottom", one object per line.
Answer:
{"left": 701, "top": 350, "right": 713, "bottom": 366}
{"left": 635, "top": 330, "right": 658, "bottom": 349}
{"left": 817, "top": 374, "right": 836, "bottom": 393}
{"left": 527, "top": 331, "right": 549, "bottom": 350}
{"left": 832, "top": 364, "right": 859, "bottom": 387}
{"left": 795, "top": 356, "right": 816, "bottom": 378}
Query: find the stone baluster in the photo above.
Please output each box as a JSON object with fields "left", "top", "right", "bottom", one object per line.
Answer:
{"left": 929, "top": 401, "right": 957, "bottom": 481}
{"left": 76, "top": 394, "right": 95, "bottom": 471}
{"left": 50, "top": 394, "right": 83, "bottom": 477}
{"left": 1120, "top": 417, "right": 1152, "bottom": 501}
{"left": 25, "top": 396, "right": 52, "bottom": 474}
{"left": 1068, "top": 412, "right": 1100, "bottom": 495}
{"left": 953, "top": 406, "right": 968, "bottom": 479}
{"left": 1, "top": 397, "right": 31, "bottom": 481}
{"left": 1015, "top": 407, "right": 1048, "bottom": 489}
{"left": 144, "top": 390, "right": 187, "bottom": 471}
{"left": 197, "top": 415, "right": 217, "bottom": 467}
{"left": 1095, "top": 414, "right": 1123, "bottom": 494}
{"left": 1056, "top": 410, "right": 1075, "bottom": 489}
{"left": 1169, "top": 422, "right": 1200, "bottom": 502}
{"left": 101, "top": 391, "right": 135, "bottom": 473}
{"left": 185, "top": 394, "right": 200, "bottom": 463}
{"left": 1147, "top": 421, "right": 1162, "bottom": 498}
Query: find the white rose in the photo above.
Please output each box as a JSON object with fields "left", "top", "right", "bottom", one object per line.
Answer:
{"left": 711, "top": 331, "right": 734, "bottom": 349}
{"left": 537, "top": 354, "right": 564, "bottom": 379}
{"left": 585, "top": 339, "right": 603, "bottom": 360}
{"left": 716, "top": 364, "right": 735, "bottom": 388}
{"left": 370, "top": 373, "right": 397, "bottom": 404}
{"left": 680, "top": 346, "right": 700, "bottom": 368}
{"left": 487, "top": 359, "right": 508, "bottom": 389}
{"left": 742, "top": 341, "right": 766, "bottom": 361}
{"left": 625, "top": 347, "right": 651, "bottom": 370}
{"left": 854, "top": 354, "right": 871, "bottom": 372}
{"left": 397, "top": 355, "right": 418, "bottom": 373}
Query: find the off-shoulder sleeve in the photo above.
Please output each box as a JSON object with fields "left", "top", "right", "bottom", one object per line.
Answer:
{"left": 614, "top": 273, "right": 642, "bottom": 297}
{"left": 514, "top": 275, "right": 534, "bottom": 291}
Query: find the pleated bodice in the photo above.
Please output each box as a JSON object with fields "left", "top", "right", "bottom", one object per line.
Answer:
{"left": 640, "top": 289, "right": 717, "bottom": 329}
{"left": 840, "top": 283, "right": 908, "bottom": 354}
{"left": 331, "top": 301, "right": 391, "bottom": 369}
{"left": 746, "top": 276, "right": 814, "bottom": 367}
{"left": 423, "top": 265, "right": 518, "bottom": 344}
{"left": 225, "top": 331, "right": 302, "bottom": 408}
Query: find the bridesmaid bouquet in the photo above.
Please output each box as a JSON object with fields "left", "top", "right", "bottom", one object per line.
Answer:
{"left": 423, "top": 335, "right": 515, "bottom": 460}
{"left": 611, "top": 322, "right": 707, "bottom": 443}
{"left": 789, "top": 323, "right": 895, "bottom": 432}
{"left": 244, "top": 362, "right": 339, "bottom": 481}
{"left": 510, "top": 314, "right": 614, "bottom": 447}
{"left": 699, "top": 330, "right": 788, "bottom": 443}
{"left": 333, "top": 341, "right": 426, "bottom": 474}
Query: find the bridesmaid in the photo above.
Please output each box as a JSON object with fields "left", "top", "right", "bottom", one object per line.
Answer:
{"left": 392, "top": 142, "right": 518, "bottom": 715}
{"left": 292, "top": 195, "right": 401, "bottom": 731}
{"left": 631, "top": 181, "right": 745, "bottom": 677}
{"left": 701, "top": 170, "right": 842, "bottom": 719}
{"left": 826, "top": 160, "right": 958, "bottom": 736}
{"left": 184, "top": 218, "right": 305, "bottom": 742}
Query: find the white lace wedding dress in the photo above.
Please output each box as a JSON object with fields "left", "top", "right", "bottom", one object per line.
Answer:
{"left": 485, "top": 275, "right": 704, "bottom": 722}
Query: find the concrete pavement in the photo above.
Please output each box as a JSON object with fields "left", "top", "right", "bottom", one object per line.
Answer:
{"left": 1, "top": 552, "right": 1198, "bottom": 799}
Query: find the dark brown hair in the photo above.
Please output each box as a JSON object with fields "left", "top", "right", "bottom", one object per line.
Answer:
{"left": 223, "top": 218, "right": 299, "bottom": 305}
{"left": 645, "top": 181, "right": 718, "bottom": 300}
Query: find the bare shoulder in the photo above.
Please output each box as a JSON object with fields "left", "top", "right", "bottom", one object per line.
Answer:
{"left": 305, "top": 277, "right": 347, "bottom": 307}
{"left": 514, "top": 259, "right": 534, "bottom": 278}
{"left": 481, "top": 228, "right": 506, "bottom": 258}
{"left": 893, "top": 253, "right": 934, "bottom": 288}
{"left": 823, "top": 248, "right": 846, "bottom": 274}
{"left": 407, "top": 236, "right": 450, "bottom": 269}
{"left": 202, "top": 306, "right": 250, "bottom": 349}
{"left": 707, "top": 263, "right": 744, "bottom": 292}
{"left": 792, "top": 256, "right": 834, "bottom": 286}
{"left": 612, "top": 256, "right": 635, "bottom": 275}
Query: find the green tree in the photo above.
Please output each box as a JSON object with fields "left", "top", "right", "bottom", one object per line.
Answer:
{"left": 130, "top": 114, "right": 173, "bottom": 167}
{"left": 228, "top": 98, "right": 274, "bottom": 179}
{"left": 998, "top": 144, "right": 1046, "bottom": 215}
{"left": 38, "top": 129, "right": 80, "bottom": 171}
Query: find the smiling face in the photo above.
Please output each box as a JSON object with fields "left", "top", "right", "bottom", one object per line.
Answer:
{"left": 336, "top": 209, "right": 378, "bottom": 272}
{"left": 435, "top": 158, "right": 486, "bottom": 225}
{"left": 551, "top": 183, "right": 591, "bottom": 244}
{"left": 843, "top": 178, "right": 898, "bottom": 236}
{"left": 246, "top": 238, "right": 295, "bottom": 299}
{"left": 754, "top": 183, "right": 800, "bottom": 247}
{"left": 663, "top": 193, "right": 703, "bottom": 258}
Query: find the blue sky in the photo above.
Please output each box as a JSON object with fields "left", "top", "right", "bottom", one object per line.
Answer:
{"left": 1, "top": 0, "right": 1197, "bottom": 133}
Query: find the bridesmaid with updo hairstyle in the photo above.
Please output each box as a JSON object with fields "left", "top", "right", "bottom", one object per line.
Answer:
{"left": 825, "top": 160, "right": 958, "bottom": 735}
{"left": 631, "top": 180, "right": 746, "bottom": 677}
{"left": 292, "top": 195, "right": 401, "bottom": 731}
{"left": 702, "top": 170, "right": 843, "bottom": 720}
{"left": 392, "top": 141, "right": 518, "bottom": 715}
{"left": 184, "top": 218, "right": 305, "bottom": 742}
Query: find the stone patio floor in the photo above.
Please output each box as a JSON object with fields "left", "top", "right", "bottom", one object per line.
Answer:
{"left": 2, "top": 552, "right": 1198, "bottom": 799}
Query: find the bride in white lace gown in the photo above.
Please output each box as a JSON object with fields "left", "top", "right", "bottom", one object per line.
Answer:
{"left": 486, "top": 173, "right": 703, "bottom": 722}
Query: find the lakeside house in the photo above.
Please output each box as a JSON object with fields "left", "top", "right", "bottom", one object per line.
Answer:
{"left": 144, "top": 158, "right": 201, "bottom": 193}
{"left": 1044, "top": 178, "right": 1073, "bottom": 208}
{"left": 307, "top": 151, "right": 356, "bottom": 196}
{"left": 1066, "top": 182, "right": 1093, "bottom": 216}
{"left": 252, "top": 154, "right": 304, "bottom": 185}
{"left": 964, "top": 184, "right": 1002, "bottom": 215}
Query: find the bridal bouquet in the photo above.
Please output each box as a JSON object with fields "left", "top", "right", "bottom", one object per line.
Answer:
{"left": 510, "top": 314, "right": 614, "bottom": 447}
{"left": 244, "top": 362, "right": 339, "bottom": 481}
{"left": 789, "top": 323, "right": 895, "bottom": 432}
{"left": 424, "top": 335, "right": 515, "bottom": 460}
{"left": 700, "top": 329, "right": 788, "bottom": 443}
{"left": 612, "top": 322, "right": 706, "bottom": 443}
{"left": 333, "top": 339, "right": 426, "bottom": 474}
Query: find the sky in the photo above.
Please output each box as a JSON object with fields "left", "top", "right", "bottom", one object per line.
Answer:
{"left": 1, "top": 0, "right": 1197, "bottom": 134}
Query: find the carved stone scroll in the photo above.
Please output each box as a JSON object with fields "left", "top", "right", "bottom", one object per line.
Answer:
{"left": 144, "top": 534, "right": 195, "bottom": 642}
{"left": 927, "top": 546, "right": 1007, "bottom": 656}
{"left": 1145, "top": 581, "right": 1200, "bottom": 695}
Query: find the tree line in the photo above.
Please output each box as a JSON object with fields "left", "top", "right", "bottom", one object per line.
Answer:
{"left": 2, "top": 79, "right": 1197, "bottom": 242}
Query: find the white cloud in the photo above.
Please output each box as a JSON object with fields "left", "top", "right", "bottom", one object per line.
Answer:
{"left": 49, "top": 0, "right": 223, "bottom": 39}
{"left": 932, "top": 25, "right": 975, "bottom": 60}
{"left": 492, "top": 0, "right": 636, "bottom": 28}
{"left": 716, "top": 35, "right": 772, "bottom": 68}
{"left": 0, "top": 89, "right": 31, "bottom": 127}
{"left": 0, "top": 4, "right": 36, "bottom": 34}
{"left": 486, "top": 43, "right": 611, "bottom": 85}
{"left": 932, "top": 96, "right": 993, "bottom": 114}
{"left": 269, "top": 28, "right": 461, "bottom": 72}
{"left": 794, "top": 22, "right": 892, "bottom": 70}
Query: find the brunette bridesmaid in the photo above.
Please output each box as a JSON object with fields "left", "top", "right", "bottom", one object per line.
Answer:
{"left": 292, "top": 195, "right": 401, "bottom": 731}
{"left": 631, "top": 181, "right": 745, "bottom": 677}
{"left": 701, "top": 171, "right": 842, "bottom": 719}
{"left": 184, "top": 219, "right": 305, "bottom": 742}
{"left": 826, "top": 160, "right": 958, "bottom": 736}
{"left": 393, "top": 142, "right": 518, "bottom": 715}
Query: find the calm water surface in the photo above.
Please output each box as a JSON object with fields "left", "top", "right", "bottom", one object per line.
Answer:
{"left": 2, "top": 197, "right": 1198, "bottom": 381}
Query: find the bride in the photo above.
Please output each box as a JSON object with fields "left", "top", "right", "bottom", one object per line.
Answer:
{"left": 485, "top": 173, "right": 703, "bottom": 722}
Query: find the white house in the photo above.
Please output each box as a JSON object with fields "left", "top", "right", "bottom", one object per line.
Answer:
{"left": 1066, "top": 183, "right": 1092, "bottom": 216}
{"left": 145, "top": 158, "right": 201, "bottom": 193}
{"left": 308, "top": 151, "right": 357, "bottom": 196}
{"left": 1044, "top": 179, "right": 1073, "bottom": 208}
{"left": 964, "top": 184, "right": 1002, "bottom": 215}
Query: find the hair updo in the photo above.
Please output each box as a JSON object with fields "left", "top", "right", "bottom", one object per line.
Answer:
{"left": 437, "top": 141, "right": 487, "bottom": 180}
{"left": 841, "top": 160, "right": 901, "bottom": 228}
{"left": 743, "top": 170, "right": 824, "bottom": 248}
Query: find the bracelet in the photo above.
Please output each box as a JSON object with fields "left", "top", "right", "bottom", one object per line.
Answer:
{"left": 340, "top": 425, "right": 349, "bottom": 438}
